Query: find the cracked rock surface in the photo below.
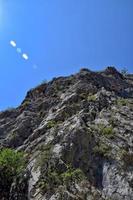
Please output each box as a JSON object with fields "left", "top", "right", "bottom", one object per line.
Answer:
{"left": 0, "top": 67, "right": 133, "bottom": 200}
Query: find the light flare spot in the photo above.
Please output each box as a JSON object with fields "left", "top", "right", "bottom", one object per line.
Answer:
{"left": 22, "top": 53, "right": 29, "bottom": 60}
{"left": 10, "top": 40, "right": 17, "bottom": 47}
{"left": 16, "top": 48, "right": 22, "bottom": 54}
{"left": 33, "top": 64, "right": 38, "bottom": 69}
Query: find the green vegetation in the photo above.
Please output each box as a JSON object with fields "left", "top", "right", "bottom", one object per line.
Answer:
{"left": 109, "top": 117, "right": 117, "bottom": 127}
{"left": 88, "top": 94, "right": 97, "bottom": 102}
{"left": 37, "top": 153, "right": 85, "bottom": 194}
{"left": 61, "top": 167, "right": 85, "bottom": 185}
{"left": 96, "top": 124, "right": 115, "bottom": 138}
{"left": 35, "top": 143, "right": 53, "bottom": 170}
{"left": 117, "top": 98, "right": 129, "bottom": 106}
{"left": 0, "top": 148, "right": 26, "bottom": 198}
{"left": 79, "top": 93, "right": 87, "bottom": 99}
{"left": 93, "top": 143, "right": 111, "bottom": 157}
{"left": 22, "top": 100, "right": 30, "bottom": 107}
{"left": 0, "top": 148, "right": 26, "bottom": 177}
{"left": 10, "top": 130, "right": 17, "bottom": 139}
{"left": 38, "top": 166, "right": 85, "bottom": 194}
{"left": 46, "top": 120, "right": 57, "bottom": 129}
{"left": 89, "top": 123, "right": 115, "bottom": 140}
{"left": 101, "top": 126, "right": 114, "bottom": 136}
{"left": 38, "top": 170, "right": 62, "bottom": 193}
{"left": 79, "top": 93, "right": 97, "bottom": 101}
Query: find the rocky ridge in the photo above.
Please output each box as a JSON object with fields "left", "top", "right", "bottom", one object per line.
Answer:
{"left": 0, "top": 67, "right": 133, "bottom": 200}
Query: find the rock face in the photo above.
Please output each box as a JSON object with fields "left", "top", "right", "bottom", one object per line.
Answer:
{"left": 0, "top": 66, "right": 133, "bottom": 200}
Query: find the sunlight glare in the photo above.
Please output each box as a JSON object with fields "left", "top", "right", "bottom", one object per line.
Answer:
{"left": 22, "top": 53, "right": 29, "bottom": 60}
{"left": 10, "top": 40, "right": 17, "bottom": 47}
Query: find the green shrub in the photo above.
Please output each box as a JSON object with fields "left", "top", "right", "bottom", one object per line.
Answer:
{"left": 35, "top": 143, "right": 53, "bottom": 170}
{"left": 102, "top": 126, "right": 114, "bottom": 136}
{"left": 98, "top": 124, "right": 114, "bottom": 138}
{"left": 61, "top": 168, "right": 85, "bottom": 185}
{"left": 21, "top": 100, "right": 30, "bottom": 107}
{"left": 109, "top": 117, "right": 117, "bottom": 127}
{"left": 93, "top": 143, "right": 111, "bottom": 157}
{"left": 79, "top": 93, "right": 87, "bottom": 99}
{"left": 88, "top": 94, "right": 97, "bottom": 102}
{"left": 0, "top": 148, "right": 26, "bottom": 176}
{"left": 117, "top": 98, "right": 128, "bottom": 106}
{"left": 0, "top": 148, "right": 26, "bottom": 199}
{"left": 46, "top": 120, "right": 57, "bottom": 129}
{"left": 38, "top": 170, "right": 62, "bottom": 193}
{"left": 38, "top": 166, "right": 85, "bottom": 194}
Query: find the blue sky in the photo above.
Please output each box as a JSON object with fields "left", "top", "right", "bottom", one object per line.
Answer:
{"left": 0, "top": 0, "right": 133, "bottom": 110}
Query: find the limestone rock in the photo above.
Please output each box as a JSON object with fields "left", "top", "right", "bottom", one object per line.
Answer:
{"left": 0, "top": 67, "right": 133, "bottom": 200}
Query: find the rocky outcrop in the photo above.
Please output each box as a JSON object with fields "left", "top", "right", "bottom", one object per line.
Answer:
{"left": 0, "top": 67, "right": 133, "bottom": 200}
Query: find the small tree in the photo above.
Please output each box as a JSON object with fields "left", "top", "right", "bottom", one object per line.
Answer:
{"left": 0, "top": 148, "right": 26, "bottom": 199}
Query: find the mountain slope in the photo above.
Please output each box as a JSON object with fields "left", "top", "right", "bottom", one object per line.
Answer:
{"left": 0, "top": 67, "right": 133, "bottom": 200}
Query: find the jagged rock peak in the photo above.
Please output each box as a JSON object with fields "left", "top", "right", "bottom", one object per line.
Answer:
{"left": 79, "top": 68, "right": 92, "bottom": 73}
{"left": 19, "top": 66, "right": 133, "bottom": 109}
{"left": 104, "top": 66, "right": 124, "bottom": 79}
{"left": 105, "top": 66, "right": 120, "bottom": 73}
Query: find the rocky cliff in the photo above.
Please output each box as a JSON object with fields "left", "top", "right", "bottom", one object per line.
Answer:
{"left": 0, "top": 67, "right": 133, "bottom": 200}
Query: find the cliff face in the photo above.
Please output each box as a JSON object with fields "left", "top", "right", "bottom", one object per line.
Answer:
{"left": 0, "top": 67, "right": 133, "bottom": 200}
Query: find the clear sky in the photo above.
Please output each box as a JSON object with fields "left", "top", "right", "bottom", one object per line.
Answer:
{"left": 0, "top": 0, "right": 133, "bottom": 110}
